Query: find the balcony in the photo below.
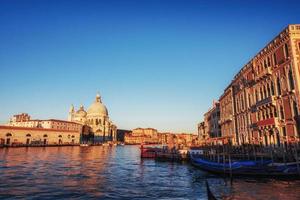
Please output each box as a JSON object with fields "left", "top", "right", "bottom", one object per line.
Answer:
{"left": 256, "top": 117, "right": 278, "bottom": 127}
{"left": 255, "top": 66, "right": 272, "bottom": 81}
{"left": 250, "top": 96, "right": 275, "bottom": 112}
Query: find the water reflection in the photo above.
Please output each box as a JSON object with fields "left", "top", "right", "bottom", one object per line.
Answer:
{"left": 0, "top": 146, "right": 299, "bottom": 199}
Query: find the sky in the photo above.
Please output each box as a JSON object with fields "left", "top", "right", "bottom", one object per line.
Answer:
{"left": 0, "top": 0, "right": 300, "bottom": 133}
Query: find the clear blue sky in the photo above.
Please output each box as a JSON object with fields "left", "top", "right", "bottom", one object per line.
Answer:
{"left": 0, "top": 0, "right": 299, "bottom": 133}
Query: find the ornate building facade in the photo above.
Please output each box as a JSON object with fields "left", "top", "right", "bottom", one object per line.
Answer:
{"left": 197, "top": 121, "right": 207, "bottom": 141}
{"left": 219, "top": 86, "right": 235, "bottom": 144}
{"left": 202, "top": 101, "right": 221, "bottom": 144}
{"left": 199, "top": 24, "right": 300, "bottom": 147}
{"left": 68, "top": 93, "right": 117, "bottom": 143}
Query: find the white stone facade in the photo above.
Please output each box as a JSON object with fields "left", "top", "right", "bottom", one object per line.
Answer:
{"left": 68, "top": 93, "right": 117, "bottom": 142}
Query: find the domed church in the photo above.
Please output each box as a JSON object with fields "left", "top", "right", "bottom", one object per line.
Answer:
{"left": 68, "top": 93, "right": 117, "bottom": 143}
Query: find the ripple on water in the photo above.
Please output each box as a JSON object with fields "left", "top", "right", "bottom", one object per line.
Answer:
{"left": 1, "top": 146, "right": 300, "bottom": 200}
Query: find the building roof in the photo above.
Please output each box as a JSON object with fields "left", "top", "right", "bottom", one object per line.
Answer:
{"left": 0, "top": 125, "right": 80, "bottom": 133}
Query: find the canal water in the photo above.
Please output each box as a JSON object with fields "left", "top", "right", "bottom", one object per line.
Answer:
{"left": 0, "top": 146, "right": 300, "bottom": 199}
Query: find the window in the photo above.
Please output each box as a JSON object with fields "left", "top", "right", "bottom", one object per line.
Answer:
{"left": 293, "top": 100, "right": 299, "bottom": 117}
{"left": 274, "top": 107, "right": 278, "bottom": 117}
{"left": 284, "top": 43, "right": 289, "bottom": 58}
{"left": 271, "top": 81, "right": 275, "bottom": 95}
{"left": 273, "top": 53, "right": 277, "bottom": 65}
{"left": 282, "top": 126, "right": 287, "bottom": 137}
{"left": 277, "top": 77, "right": 281, "bottom": 95}
{"left": 255, "top": 90, "right": 258, "bottom": 102}
{"left": 260, "top": 88, "right": 263, "bottom": 100}
{"left": 266, "top": 109, "right": 269, "bottom": 119}
{"left": 263, "top": 85, "right": 267, "bottom": 99}
{"left": 288, "top": 68, "right": 295, "bottom": 90}
{"left": 280, "top": 106, "right": 285, "bottom": 120}
{"left": 267, "top": 84, "right": 271, "bottom": 97}
{"left": 267, "top": 57, "right": 271, "bottom": 66}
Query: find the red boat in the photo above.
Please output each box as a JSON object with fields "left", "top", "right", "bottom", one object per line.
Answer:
{"left": 140, "top": 144, "right": 161, "bottom": 158}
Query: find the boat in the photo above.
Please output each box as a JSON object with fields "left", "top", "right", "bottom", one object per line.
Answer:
{"left": 205, "top": 180, "right": 217, "bottom": 200}
{"left": 140, "top": 144, "right": 162, "bottom": 158}
{"left": 190, "top": 154, "right": 300, "bottom": 178}
{"left": 80, "top": 143, "right": 89, "bottom": 147}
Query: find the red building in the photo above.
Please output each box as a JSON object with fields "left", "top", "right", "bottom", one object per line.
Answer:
{"left": 217, "top": 24, "right": 300, "bottom": 146}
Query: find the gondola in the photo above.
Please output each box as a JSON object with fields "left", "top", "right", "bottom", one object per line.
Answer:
{"left": 190, "top": 154, "right": 300, "bottom": 178}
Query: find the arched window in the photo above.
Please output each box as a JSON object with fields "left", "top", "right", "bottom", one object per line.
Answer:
{"left": 288, "top": 68, "right": 295, "bottom": 90}
{"left": 293, "top": 100, "right": 299, "bottom": 117}
{"left": 260, "top": 88, "right": 263, "bottom": 100}
{"left": 280, "top": 106, "right": 285, "bottom": 120}
{"left": 266, "top": 108, "right": 269, "bottom": 119}
{"left": 71, "top": 135, "right": 75, "bottom": 138}
{"left": 267, "top": 84, "right": 271, "bottom": 97}
{"left": 284, "top": 43, "right": 289, "bottom": 58}
{"left": 255, "top": 89, "right": 258, "bottom": 102}
{"left": 6, "top": 133, "right": 12, "bottom": 137}
{"left": 270, "top": 107, "right": 273, "bottom": 118}
{"left": 58, "top": 135, "right": 62, "bottom": 138}
{"left": 95, "top": 119, "right": 98, "bottom": 125}
{"left": 277, "top": 77, "right": 281, "bottom": 96}
{"left": 26, "top": 134, "right": 31, "bottom": 137}
{"left": 263, "top": 85, "right": 267, "bottom": 99}
{"left": 271, "top": 81, "right": 275, "bottom": 95}
{"left": 43, "top": 134, "right": 48, "bottom": 137}
{"left": 274, "top": 107, "right": 278, "bottom": 117}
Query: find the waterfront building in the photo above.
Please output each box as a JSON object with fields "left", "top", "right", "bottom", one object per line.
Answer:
{"left": 219, "top": 86, "right": 236, "bottom": 144}
{"left": 8, "top": 113, "right": 82, "bottom": 132}
{"left": 1, "top": 113, "right": 82, "bottom": 146}
{"left": 203, "top": 101, "right": 221, "bottom": 144}
{"left": 116, "top": 129, "right": 131, "bottom": 142}
{"left": 69, "top": 93, "right": 117, "bottom": 143}
{"left": 0, "top": 125, "right": 81, "bottom": 146}
{"left": 197, "top": 121, "right": 208, "bottom": 141}
{"left": 198, "top": 25, "right": 300, "bottom": 146}
{"left": 124, "top": 128, "right": 159, "bottom": 144}
{"left": 214, "top": 24, "right": 300, "bottom": 146}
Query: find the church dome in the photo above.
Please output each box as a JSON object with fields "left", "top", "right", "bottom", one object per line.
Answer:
{"left": 87, "top": 93, "right": 108, "bottom": 116}
{"left": 76, "top": 105, "right": 87, "bottom": 117}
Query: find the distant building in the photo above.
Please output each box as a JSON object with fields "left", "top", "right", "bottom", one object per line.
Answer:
{"left": 8, "top": 113, "right": 82, "bottom": 132}
{"left": 68, "top": 93, "right": 117, "bottom": 143}
{"left": 0, "top": 125, "right": 80, "bottom": 146}
{"left": 197, "top": 121, "right": 207, "bottom": 141}
{"left": 116, "top": 129, "right": 131, "bottom": 142}
{"left": 1, "top": 113, "right": 82, "bottom": 146}
{"left": 124, "top": 128, "right": 159, "bottom": 144}
{"left": 204, "top": 101, "right": 221, "bottom": 143}
{"left": 219, "top": 86, "right": 235, "bottom": 145}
